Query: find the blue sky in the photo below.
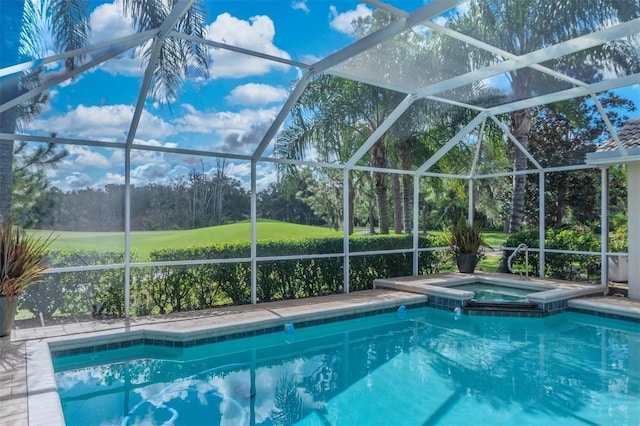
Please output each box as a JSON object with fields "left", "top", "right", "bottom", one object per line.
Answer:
{"left": 6, "top": 0, "right": 640, "bottom": 193}
{"left": 18, "top": 0, "right": 423, "bottom": 192}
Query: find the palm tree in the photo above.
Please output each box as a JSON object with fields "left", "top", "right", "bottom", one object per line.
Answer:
{"left": 275, "top": 74, "right": 402, "bottom": 234}
{"left": 275, "top": 75, "right": 364, "bottom": 234}
{"left": 447, "top": 0, "right": 640, "bottom": 232}
{"left": 0, "top": 0, "right": 89, "bottom": 222}
{"left": 0, "top": 0, "right": 208, "bottom": 222}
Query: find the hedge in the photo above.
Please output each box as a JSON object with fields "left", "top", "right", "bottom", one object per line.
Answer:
{"left": 19, "top": 234, "right": 445, "bottom": 319}
{"left": 502, "top": 228, "right": 601, "bottom": 280}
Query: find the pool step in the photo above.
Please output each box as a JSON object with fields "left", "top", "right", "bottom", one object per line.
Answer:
{"left": 463, "top": 301, "right": 544, "bottom": 317}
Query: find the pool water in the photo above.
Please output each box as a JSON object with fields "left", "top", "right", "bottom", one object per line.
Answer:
{"left": 53, "top": 307, "right": 640, "bottom": 426}
{"left": 452, "top": 283, "right": 531, "bottom": 302}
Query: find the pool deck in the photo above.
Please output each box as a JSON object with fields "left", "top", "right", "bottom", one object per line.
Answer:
{"left": 1, "top": 285, "right": 640, "bottom": 426}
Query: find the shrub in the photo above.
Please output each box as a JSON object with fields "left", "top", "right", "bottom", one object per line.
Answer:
{"left": 19, "top": 234, "right": 445, "bottom": 318}
{"left": 501, "top": 227, "right": 600, "bottom": 280}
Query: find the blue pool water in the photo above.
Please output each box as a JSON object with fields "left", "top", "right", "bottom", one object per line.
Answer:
{"left": 452, "top": 283, "right": 531, "bottom": 302}
{"left": 53, "top": 307, "right": 640, "bottom": 425}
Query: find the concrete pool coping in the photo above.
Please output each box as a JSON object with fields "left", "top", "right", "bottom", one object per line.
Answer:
{"left": 1, "top": 283, "right": 639, "bottom": 425}
{"left": 374, "top": 271, "right": 607, "bottom": 307}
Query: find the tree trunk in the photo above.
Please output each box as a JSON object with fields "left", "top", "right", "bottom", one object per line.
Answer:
{"left": 371, "top": 140, "right": 389, "bottom": 234}
{"left": 498, "top": 107, "right": 532, "bottom": 273}
{"left": 402, "top": 174, "right": 412, "bottom": 234}
{"left": 0, "top": 101, "right": 17, "bottom": 223}
{"left": 392, "top": 173, "right": 402, "bottom": 234}
{"left": 374, "top": 172, "right": 389, "bottom": 234}
{"left": 508, "top": 107, "right": 531, "bottom": 233}
{"left": 369, "top": 201, "right": 376, "bottom": 235}
{"left": 0, "top": 2, "right": 25, "bottom": 224}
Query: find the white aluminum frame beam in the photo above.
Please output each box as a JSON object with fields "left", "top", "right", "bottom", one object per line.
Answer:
{"left": 415, "top": 112, "right": 487, "bottom": 174}
{"left": 345, "top": 94, "right": 417, "bottom": 167}
{"left": 0, "top": 29, "right": 158, "bottom": 78}
{"left": 174, "top": 32, "right": 311, "bottom": 70}
{"left": 252, "top": 0, "right": 462, "bottom": 164}
{"left": 0, "top": 37, "right": 146, "bottom": 114}
{"left": 252, "top": 72, "right": 312, "bottom": 160}
{"left": 313, "top": 0, "right": 462, "bottom": 74}
{"left": 413, "top": 19, "right": 640, "bottom": 101}
{"left": 489, "top": 115, "right": 543, "bottom": 170}
{"left": 489, "top": 73, "right": 640, "bottom": 116}
{"left": 125, "top": 0, "right": 196, "bottom": 148}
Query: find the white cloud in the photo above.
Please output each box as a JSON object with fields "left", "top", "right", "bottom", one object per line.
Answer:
{"left": 89, "top": 0, "right": 145, "bottom": 77}
{"left": 90, "top": 0, "right": 135, "bottom": 44}
{"left": 64, "top": 145, "right": 112, "bottom": 169}
{"left": 329, "top": 4, "right": 372, "bottom": 36}
{"left": 131, "top": 162, "right": 172, "bottom": 181}
{"left": 132, "top": 138, "right": 179, "bottom": 149}
{"left": 103, "top": 172, "right": 125, "bottom": 185}
{"left": 28, "top": 104, "right": 174, "bottom": 141}
{"left": 292, "top": 1, "right": 310, "bottom": 13}
{"left": 205, "top": 13, "right": 291, "bottom": 79}
{"left": 255, "top": 168, "right": 277, "bottom": 192}
{"left": 225, "top": 162, "right": 251, "bottom": 179}
{"left": 62, "top": 171, "right": 93, "bottom": 189}
{"left": 431, "top": 2, "right": 471, "bottom": 27}
{"left": 432, "top": 16, "right": 448, "bottom": 27}
{"left": 300, "top": 53, "right": 321, "bottom": 64}
{"left": 225, "top": 83, "right": 288, "bottom": 106}
{"left": 175, "top": 104, "right": 278, "bottom": 138}
{"left": 225, "top": 162, "right": 277, "bottom": 192}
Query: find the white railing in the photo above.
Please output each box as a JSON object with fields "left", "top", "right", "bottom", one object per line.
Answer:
{"left": 508, "top": 243, "right": 529, "bottom": 279}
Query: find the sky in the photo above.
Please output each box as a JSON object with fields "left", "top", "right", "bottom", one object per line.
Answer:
{"left": 3, "top": 0, "right": 639, "bottom": 193}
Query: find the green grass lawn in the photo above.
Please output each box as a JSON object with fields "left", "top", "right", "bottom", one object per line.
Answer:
{"left": 30, "top": 221, "right": 343, "bottom": 259}
{"left": 30, "top": 221, "right": 508, "bottom": 262}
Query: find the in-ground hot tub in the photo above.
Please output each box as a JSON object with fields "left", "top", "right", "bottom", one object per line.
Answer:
{"left": 448, "top": 282, "right": 530, "bottom": 302}
{"left": 373, "top": 272, "right": 606, "bottom": 316}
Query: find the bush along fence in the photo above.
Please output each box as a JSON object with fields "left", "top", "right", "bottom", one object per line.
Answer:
{"left": 502, "top": 228, "right": 602, "bottom": 280}
{"left": 18, "top": 235, "right": 445, "bottom": 320}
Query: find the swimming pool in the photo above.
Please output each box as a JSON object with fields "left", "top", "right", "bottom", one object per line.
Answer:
{"left": 53, "top": 306, "right": 639, "bottom": 425}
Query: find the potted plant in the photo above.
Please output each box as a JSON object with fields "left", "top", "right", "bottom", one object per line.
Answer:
{"left": 1, "top": 220, "right": 52, "bottom": 337}
{"left": 443, "top": 219, "right": 485, "bottom": 273}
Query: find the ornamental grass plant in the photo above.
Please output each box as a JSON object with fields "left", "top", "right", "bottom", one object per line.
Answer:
{"left": 443, "top": 219, "right": 485, "bottom": 255}
{"left": 0, "top": 220, "right": 52, "bottom": 298}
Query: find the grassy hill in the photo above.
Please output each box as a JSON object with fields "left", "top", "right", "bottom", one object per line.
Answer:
{"left": 30, "top": 221, "right": 507, "bottom": 265}
{"left": 30, "top": 221, "right": 343, "bottom": 259}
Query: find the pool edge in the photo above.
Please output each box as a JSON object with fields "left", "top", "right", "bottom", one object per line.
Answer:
{"left": 27, "top": 291, "right": 430, "bottom": 426}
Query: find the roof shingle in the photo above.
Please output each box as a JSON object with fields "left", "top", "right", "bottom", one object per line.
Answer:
{"left": 597, "top": 117, "right": 640, "bottom": 152}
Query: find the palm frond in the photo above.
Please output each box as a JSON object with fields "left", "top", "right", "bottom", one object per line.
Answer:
{"left": 46, "top": 0, "right": 91, "bottom": 69}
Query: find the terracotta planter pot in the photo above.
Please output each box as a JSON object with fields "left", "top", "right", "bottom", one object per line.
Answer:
{"left": 0, "top": 296, "right": 18, "bottom": 337}
{"left": 456, "top": 253, "right": 478, "bottom": 274}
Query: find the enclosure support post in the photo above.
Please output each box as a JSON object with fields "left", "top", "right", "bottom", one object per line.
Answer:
{"left": 250, "top": 161, "right": 257, "bottom": 304}
{"left": 538, "top": 171, "right": 545, "bottom": 277}
{"left": 343, "top": 168, "right": 350, "bottom": 293}
{"left": 124, "top": 148, "right": 131, "bottom": 318}
{"left": 412, "top": 173, "right": 420, "bottom": 276}
{"left": 600, "top": 167, "right": 609, "bottom": 288}
{"left": 468, "top": 179, "right": 474, "bottom": 225}
{"left": 628, "top": 163, "right": 640, "bottom": 300}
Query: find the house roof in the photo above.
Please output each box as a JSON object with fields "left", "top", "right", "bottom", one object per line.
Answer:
{"left": 597, "top": 118, "right": 640, "bottom": 152}
{"left": 586, "top": 117, "right": 640, "bottom": 166}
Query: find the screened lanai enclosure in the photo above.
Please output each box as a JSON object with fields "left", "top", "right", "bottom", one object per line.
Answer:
{"left": 1, "top": 0, "right": 639, "bottom": 321}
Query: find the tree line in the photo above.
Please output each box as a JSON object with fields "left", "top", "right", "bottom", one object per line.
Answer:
{"left": 19, "top": 86, "right": 632, "bottom": 234}
{"left": 2, "top": 0, "right": 638, "bottom": 237}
